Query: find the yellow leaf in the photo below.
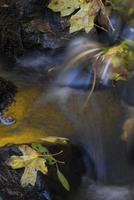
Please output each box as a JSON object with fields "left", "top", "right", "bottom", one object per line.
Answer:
{"left": 70, "top": 2, "right": 95, "bottom": 33}
{"left": 111, "top": 56, "right": 121, "bottom": 68}
{"left": 48, "top": 0, "right": 96, "bottom": 33}
{"left": 105, "top": 43, "right": 127, "bottom": 57}
{"left": 48, "top": 0, "right": 81, "bottom": 17}
{"left": 40, "top": 136, "right": 69, "bottom": 144}
{"left": 112, "top": 73, "right": 126, "bottom": 81}
{"left": 8, "top": 145, "right": 48, "bottom": 187}
{"left": 21, "top": 164, "right": 37, "bottom": 187}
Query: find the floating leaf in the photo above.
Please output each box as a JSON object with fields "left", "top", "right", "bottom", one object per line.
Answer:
{"left": 40, "top": 136, "right": 69, "bottom": 144}
{"left": 7, "top": 145, "right": 48, "bottom": 187}
{"left": 57, "top": 166, "right": 70, "bottom": 191}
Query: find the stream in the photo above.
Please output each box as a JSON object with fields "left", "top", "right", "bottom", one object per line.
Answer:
{"left": 0, "top": 55, "right": 134, "bottom": 200}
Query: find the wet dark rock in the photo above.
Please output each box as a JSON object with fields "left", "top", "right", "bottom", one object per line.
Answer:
{"left": 0, "top": 4, "right": 23, "bottom": 57}
{"left": 0, "top": 77, "right": 17, "bottom": 113}
{"left": 0, "top": 143, "right": 94, "bottom": 200}
{"left": 0, "top": 0, "right": 72, "bottom": 58}
{"left": 97, "top": 13, "right": 123, "bottom": 45}
{"left": 121, "top": 24, "right": 134, "bottom": 41}
{"left": 21, "top": 17, "right": 70, "bottom": 50}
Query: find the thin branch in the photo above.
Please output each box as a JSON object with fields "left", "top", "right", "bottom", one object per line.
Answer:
{"left": 80, "top": 67, "right": 97, "bottom": 112}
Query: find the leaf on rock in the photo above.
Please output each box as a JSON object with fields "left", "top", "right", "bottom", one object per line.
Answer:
{"left": 70, "top": 2, "right": 95, "bottom": 33}
{"left": 103, "top": 42, "right": 130, "bottom": 80}
{"left": 8, "top": 145, "right": 48, "bottom": 187}
{"left": 32, "top": 143, "right": 50, "bottom": 154}
{"left": 31, "top": 143, "right": 57, "bottom": 165}
{"left": 48, "top": 0, "right": 81, "bottom": 17}
{"left": 48, "top": 0, "right": 96, "bottom": 33}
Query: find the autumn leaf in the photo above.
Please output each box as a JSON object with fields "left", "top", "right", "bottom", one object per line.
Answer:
{"left": 40, "top": 136, "right": 69, "bottom": 144}
{"left": 48, "top": 0, "right": 96, "bottom": 33}
{"left": 48, "top": 0, "right": 108, "bottom": 33}
{"left": 56, "top": 165, "right": 70, "bottom": 191}
{"left": 70, "top": 2, "right": 95, "bottom": 33}
{"left": 48, "top": 0, "right": 81, "bottom": 17}
{"left": 7, "top": 145, "right": 48, "bottom": 187}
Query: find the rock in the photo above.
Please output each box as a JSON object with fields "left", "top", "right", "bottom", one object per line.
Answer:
{"left": 0, "top": 5, "right": 23, "bottom": 57}
{"left": 0, "top": 77, "right": 17, "bottom": 113}
{"left": 121, "top": 24, "right": 134, "bottom": 41}
{"left": 0, "top": 0, "right": 72, "bottom": 58}
{"left": 97, "top": 13, "right": 123, "bottom": 45}
{"left": 0, "top": 143, "right": 91, "bottom": 200}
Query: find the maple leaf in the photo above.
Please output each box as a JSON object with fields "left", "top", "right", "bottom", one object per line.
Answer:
{"left": 70, "top": 2, "right": 95, "bottom": 33}
{"left": 48, "top": 0, "right": 109, "bottom": 33}
{"left": 7, "top": 145, "right": 48, "bottom": 187}
{"left": 48, "top": 0, "right": 96, "bottom": 33}
{"left": 48, "top": 0, "right": 81, "bottom": 17}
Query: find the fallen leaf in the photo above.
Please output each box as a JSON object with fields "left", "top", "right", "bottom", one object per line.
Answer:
{"left": 40, "top": 136, "right": 69, "bottom": 144}
{"left": 70, "top": 2, "right": 95, "bottom": 33}
{"left": 8, "top": 145, "right": 48, "bottom": 187}
{"left": 57, "top": 166, "right": 70, "bottom": 191}
{"left": 31, "top": 143, "right": 57, "bottom": 165}
{"left": 48, "top": 0, "right": 96, "bottom": 33}
{"left": 48, "top": 0, "right": 80, "bottom": 17}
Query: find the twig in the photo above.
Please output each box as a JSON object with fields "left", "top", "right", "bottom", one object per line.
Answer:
{"left": 94, "top": 23, "right": 108, "bottom": 32}
{"left": 80, "top": 67, "right": 97, "bottom": 112}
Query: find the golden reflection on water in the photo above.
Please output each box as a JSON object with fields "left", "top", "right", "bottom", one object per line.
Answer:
{"left": 0, "top": 78, "right": 73, "bottom": 147}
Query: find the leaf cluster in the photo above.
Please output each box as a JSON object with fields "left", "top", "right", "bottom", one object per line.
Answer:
{"left": 48, "top": 0, "right": 108, "bottom": 33}
{"left": 7, "top": 143, "right": 70, "bottom": 191}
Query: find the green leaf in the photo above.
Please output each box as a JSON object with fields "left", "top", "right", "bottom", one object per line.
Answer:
{"left": 31, "top": 143, "right": 56, "bottom": 165}
{"left": 32, "top": 143, "right": 49, "bottom": 154}
{"left": 57, "top": 167, "right": 70, "bottom": 191}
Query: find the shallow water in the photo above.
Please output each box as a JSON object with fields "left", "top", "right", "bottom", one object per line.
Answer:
{"left": 1, "top": 66, "right": 134, "bottom": 199}
{"left": 0, "top": 69, "right": 75, "bottom": 147}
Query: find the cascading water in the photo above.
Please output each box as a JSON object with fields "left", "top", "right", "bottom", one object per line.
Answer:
{"left": 44, "top": 35, "right": 134, "bottom": 199}
{"left": 0, "top": 14, "right": 133, "bottom": 199}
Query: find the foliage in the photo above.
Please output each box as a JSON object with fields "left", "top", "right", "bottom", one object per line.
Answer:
{"left": 56, "top": 164, "right": 70, "bottom": 191}
{"left": 48, "top": 0, "right": 108, "bottom": 33}
{"left": 107, "top": 0, "right": 134, "bottom": 19}
{"left": 7, "top": 144, "right": 70, "bottom": 191}
{"left": 102, "top": 41, "right": 131, "bottom": 80}
{"left": 40, "top": 136, "right": 69, "bottom": 144}
{"left": 48, "top": 0, "right": 134, "bottom": 34}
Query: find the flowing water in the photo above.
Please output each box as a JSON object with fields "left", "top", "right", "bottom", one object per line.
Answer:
{"left": 0, "top": 51, "right": 134, "bottom": 200}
